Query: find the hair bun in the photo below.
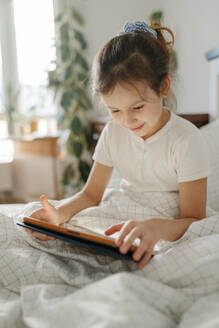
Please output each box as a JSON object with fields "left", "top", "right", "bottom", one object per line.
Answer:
{"left": 119, "top": 21, "right": 157, "bottom": 39}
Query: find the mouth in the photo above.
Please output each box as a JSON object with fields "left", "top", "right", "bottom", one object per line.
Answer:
{"left": 130, "top": 123, "right": 145, "bottom": 131}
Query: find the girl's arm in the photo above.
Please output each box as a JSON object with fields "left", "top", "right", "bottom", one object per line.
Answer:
{"left": 57, "top": 161, "right": 113, "bottom": 224}
{"left": 29, "top": 161, "right": 113, "bottom": 235}
{"left": 105, "top": 177, "right": 207, "bottom": 270}
{"left": 156, "top": 177, "right": 207, "bottom": 242}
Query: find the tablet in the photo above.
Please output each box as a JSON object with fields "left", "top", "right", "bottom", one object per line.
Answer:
{"left": 16, "top": 217, "right": 138, "bottom": 261}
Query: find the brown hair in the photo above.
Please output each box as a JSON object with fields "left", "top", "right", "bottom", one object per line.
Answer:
{"left": 91, "top": 24, "right": 175, "bottom": 106}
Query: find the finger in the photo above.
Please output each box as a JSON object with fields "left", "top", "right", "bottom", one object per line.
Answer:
{"left": 24, "top": 228, "right": 33, "bottom": 234}
{"left": 104, "top": 223, "right": 124, "bottom": 235}
{"left": 133, "top": 238, "right": 149, "bottom": 261}
{"left": 116, "top": 220, "right": 136, "bottom": 246}
{"left": 29, "top": 207, "right": 46, "bottom": 220}
{"left": 137, "top": 248, "right": 153, "bottom": 270}
{"left": 34, "top": 233, "right": 55, "bottom": 241}
{"left": 119, "top": 227, "right": 140, "bottom": 254}
{"left": 40, "top": 194, "right": 56, "bottom": 214}
{"left": 29, "top": 231, "right": 55, "bottom": 241}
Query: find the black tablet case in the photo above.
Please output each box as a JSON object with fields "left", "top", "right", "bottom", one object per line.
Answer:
{"left": 16, "top": 221, "right": 134, "bottom": 261}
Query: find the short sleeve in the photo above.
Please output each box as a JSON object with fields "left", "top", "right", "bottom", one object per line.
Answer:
{"left": 173, "top": 131, "right": 209, "bottom": 183}
{"left": 92, "top": 122, "right": 114, "bottom": 167}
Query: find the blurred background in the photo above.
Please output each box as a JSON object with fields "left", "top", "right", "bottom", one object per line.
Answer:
{"left": 0, "top": 0, "right": 219, "bottom": 203}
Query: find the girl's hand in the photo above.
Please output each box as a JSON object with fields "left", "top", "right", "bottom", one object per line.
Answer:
{"left": 25, "top": 194, "right": 60, "bottom": 241}
{"left": 105, "top": 219, "right": 160, "bottom": 270}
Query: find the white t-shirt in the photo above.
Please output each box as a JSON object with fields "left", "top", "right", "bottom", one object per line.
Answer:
{"left": 92, "top": 110, "right": 209, "bottom": 192}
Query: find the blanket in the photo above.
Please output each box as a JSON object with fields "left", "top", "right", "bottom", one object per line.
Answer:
{"left": 0, "top": 188, "right": 219, "bottom": 327}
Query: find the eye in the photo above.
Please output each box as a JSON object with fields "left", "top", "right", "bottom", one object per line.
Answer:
{"left": 133, "top": 105, "right": 144, "bottom": 111}
{"left": 111, "top": 110, "right": 120, "bottom": 114}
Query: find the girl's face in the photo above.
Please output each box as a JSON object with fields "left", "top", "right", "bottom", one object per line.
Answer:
{"left": 101, "top": 79, "right": 170, "bottom": 140}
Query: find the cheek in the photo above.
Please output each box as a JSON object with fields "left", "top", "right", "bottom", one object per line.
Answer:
{"left": 141, "top": 106, "right": 162, "bottom": 121}
{"left": 138, "top": 110, "right": 150, "bottom": 121}
{"left": 111, "top": 113, "right": 122, "bottom": 123}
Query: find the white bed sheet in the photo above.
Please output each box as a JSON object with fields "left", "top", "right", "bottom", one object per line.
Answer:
{"left": 0, "top": 203, "right": 25, "bottom": 216}
{"left": 0, "top": 189, "right": 219, "bottom": 328}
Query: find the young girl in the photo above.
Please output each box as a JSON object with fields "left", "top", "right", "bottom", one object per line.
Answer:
{"left": 27, "top": 21, "right": 208, "bottom": 270}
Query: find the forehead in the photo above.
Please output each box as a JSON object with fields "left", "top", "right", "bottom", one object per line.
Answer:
{"left": 101, "top": 81, "right": 149, "bottom": 109}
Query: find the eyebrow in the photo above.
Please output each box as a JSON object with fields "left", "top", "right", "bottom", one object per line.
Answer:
{"left": 108, "top": 99, "right": 144, "bottom": 111}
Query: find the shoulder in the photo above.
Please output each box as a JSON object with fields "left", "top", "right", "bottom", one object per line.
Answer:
{"left": 166, "top": 112, "right": 207, "bottom": 162}
{"left": 167, "top": 113, "right": 209, "bottom": 182}
{"left": 168, "top": 112, "right": 202, "bottom": 143}
{"left": 171, "top": 112, "right": 200, "bottom": 134}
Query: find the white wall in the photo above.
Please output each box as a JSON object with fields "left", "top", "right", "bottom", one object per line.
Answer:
{"left": 162, "top": 0, "right": 219, "bottom": 114}
{"left": 66, "top": 0, "right": 219, "bottom": 115}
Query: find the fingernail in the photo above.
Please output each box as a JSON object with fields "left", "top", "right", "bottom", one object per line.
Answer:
{"left": 120, "top": 246, "right": 126, "bottom": 254}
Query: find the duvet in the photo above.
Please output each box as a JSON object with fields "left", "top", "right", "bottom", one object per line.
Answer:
{"left": 0, "top": 188, "right": 219, "bottom": 328}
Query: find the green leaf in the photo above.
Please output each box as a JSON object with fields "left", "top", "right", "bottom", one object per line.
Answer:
{"left": 77, "top": 72, "right": 89, "bottom": 86}
{"left": 65, "top": 65, "right": 73, "bottom": 80}
{"left": 71, "top": 116, "right": 82, "bottom": 136}
{"left": 78, "top": 160, "right": 91, "bottom": 182}
{"left": 84, "top": 126, "right": 93, "bottom": 150}
{"left": 61, "top": 91, "right": 74, "bottom": 111}
{"left": 55, "top": 13, "right": 62, "bottom": 23}
{"left": 71, "top": 140, "right": 83, "bottom": 157}
{"left": 78, "top": 98, "right": 91, "bottom": 111}
{"left": 61, "top": 44, "right": 70, "bottom": 62}
{"left": 75, "top": 52, "right": 89, "bottom": 71}
{"left": 60, "top": 23, "right": 69, "bottom": 42}
{"left": 71, "top": 8, "right": 84, "bottom": 26}
{"left": 74, "top": 29, "right": 87, "bottom": 50}
{"left": 62, "top": 164, "right": 75, "bottom": 185}
{"left": 48, "top": 70, "right": 59, "bottom": 86}
{"left": 150, "top": 10, "right": 163, "bottom": 25}
{"left": 170, "top": 49, "right": 178, "bottom": 73}
{"left": 79, "top": 91, "right": 93, "bottom": 110}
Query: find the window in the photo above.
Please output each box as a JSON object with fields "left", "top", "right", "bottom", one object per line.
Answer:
{"left": 13, "top": 0, "right": 56, "bottom": 117}
{"left": 0, "top": 0, "right": 57, "bottom": 161}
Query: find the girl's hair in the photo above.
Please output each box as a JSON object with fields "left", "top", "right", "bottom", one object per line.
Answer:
{"left": 91, "top": 24, "right": 176, "bottom": 110}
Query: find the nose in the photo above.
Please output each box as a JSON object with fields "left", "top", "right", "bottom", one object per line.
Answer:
{"left": 123, "top": 111, "right": 136, "bottom": 126}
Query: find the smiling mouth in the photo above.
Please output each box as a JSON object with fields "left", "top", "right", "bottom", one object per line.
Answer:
{"left": 130, "top": 124, "right": 144, "bottom": 131}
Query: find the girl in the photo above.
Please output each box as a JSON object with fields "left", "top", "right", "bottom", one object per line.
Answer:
{"left": 27, "top": 21, "right": 208, "bottom": 270}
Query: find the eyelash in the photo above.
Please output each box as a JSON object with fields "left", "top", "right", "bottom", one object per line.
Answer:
{"left": 111, "top": 105, "right": 144, "bottom": 114}
{"left": 133, "top": 105, "right": 144, "bottom": 111}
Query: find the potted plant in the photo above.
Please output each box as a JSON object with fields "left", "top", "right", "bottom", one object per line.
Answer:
{"left": 48, "top": 7, "right": 94, "bottom": 196}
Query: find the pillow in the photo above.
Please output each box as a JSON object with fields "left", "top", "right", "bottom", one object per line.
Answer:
{"left": 200, "top": 118, "right": 219, "bottom": 212}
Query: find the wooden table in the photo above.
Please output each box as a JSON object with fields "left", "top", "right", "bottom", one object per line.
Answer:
{"left": 13, "top": 135, "right": 63, "bottom": 201}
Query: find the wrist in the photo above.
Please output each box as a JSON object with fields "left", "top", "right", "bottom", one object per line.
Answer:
{"left": 150, "top": 217, "right": 198, "bottom": 242}
{"left": 56, "top": 205, "right": 71, "bottom": 224}
{"left": 147, "top": 218, "right": 164, "bottom": 242}
{"left": 149, "top": 218, "right": 174, "bottom": 241}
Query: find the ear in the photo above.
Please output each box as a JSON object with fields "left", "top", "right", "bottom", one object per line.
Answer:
{"left": 160, "top": 76, "right": 171, "bottom": 98}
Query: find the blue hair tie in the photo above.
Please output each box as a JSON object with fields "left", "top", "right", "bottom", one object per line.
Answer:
{"left": 119, "top": 21, "right": 157, "bottom": 39}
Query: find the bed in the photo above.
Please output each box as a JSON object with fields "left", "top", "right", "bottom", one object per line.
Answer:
{"left": 1, "top": 114, "right": 219, "bottom": 328}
